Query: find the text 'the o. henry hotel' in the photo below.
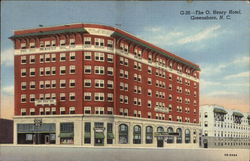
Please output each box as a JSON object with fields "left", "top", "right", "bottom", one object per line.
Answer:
{"left": 10, "top": 23, "right": 200, "bottom": 148}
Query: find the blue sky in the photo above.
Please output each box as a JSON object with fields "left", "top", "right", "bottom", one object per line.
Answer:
{"left": 1, "top": 1, "right": 249, "bottom": 118}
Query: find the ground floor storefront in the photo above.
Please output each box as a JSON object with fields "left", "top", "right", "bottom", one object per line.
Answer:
{"left": 201, "top": 136, "right": 250, "bottom": 149}
{"left": 13, "top": 115, "right": 200, "bottom": 148}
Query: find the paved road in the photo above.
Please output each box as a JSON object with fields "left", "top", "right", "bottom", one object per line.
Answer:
{"left": 0, "top": 145, "right": 249, "bottom": 161}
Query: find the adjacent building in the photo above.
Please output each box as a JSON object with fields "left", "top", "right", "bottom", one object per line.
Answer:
{"left": 0, "top": 118, "right": 13, "bottom": 144}
{"left": 10, "top": 23, "right": 200, "bottom": 148}
{"left": 200, "top": 105, "right": 250, "bottom": 149}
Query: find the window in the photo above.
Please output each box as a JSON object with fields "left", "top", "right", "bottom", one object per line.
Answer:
{"left": 69, "top": 107, "right": 75, "bottom": 114}
{"left": 60, "top": 93, "right": 66, "bottom": 101}
{"left": 21, "top": 69, "right": 26, "bottom": 77}
{"left": 107, "top": 80, "right": 113, "bottom": 89}
{"left": 185, "top": 129, "right": 191, "bottom": 143}
{"left": 107, "top": 107, "right": 113, "bottom": 115}
{"left": 84, "top": 52, "right": 91, "bottom": 60}
{"left": 147, "top": 100, "right": 152, "bottom": 108}
{"left": 45, "top": 41, "right": 50, "bottom": 47}
{"left": 167, "top": 127, "right": 174, "bottom": 143}
{"left": 44, "top": 80, "right": 50, "bottom": 89}
{"left": 60, "top": 122, "right": 74, "bottom": 144}
{"left": 51, "top": 40, "right": 56, "bottom": 47}
{"left": 69, "top": 39, "right": 75, "bottom": 46}
{"left": 84, "top": 107, "right": 91, "bottom": 114}
{"left": 84, "top": 66, "right": 91, "bottom": 74}
{"left": 119, "top": 124, "right": 128, "bottom": 144}
{"left": 124, "top": 96, "right": 128, "bottom": 104}
{"left": 21, "top": 109, "right": 26, "bottom": 115}
{"left": 69, "top": 79, "right": 75, "bottom": 88}
{"left": 60, "top": 66, "right": 66, "bottom": 75}
{"left": 124, "top": 58, "right": 129, "bottom": 66}
{"left": 133, "top": 125, "right": 141, "bottom": 144}
{"left": 40, "top": 55, "right": 44, "bottom": 63}
{"left": 21, "top": 94, "right": 26, "bottom": 103}
{"left": 95, "top": 38, "right": 104, "bottom": 47}
{"left": 145, "top": 126, "right": 153, "bottom": 144}
{"left": 29, "top": 81, "right": 35, "bottom": 90}
{"left": 148, "top": 66, "right": 152, "bottom": 74}
{"left": 40, "top": 41, "right": 44, "bottom": 48}
{"left": 29, "top": 68, "right": 35, "bottom": 77}
{"left": 60, "top": 53, "right": 66, "bottom": 62}
{"left": 107, "top": 93, "right": 113, "bottom": 102}
{"left": 29, "top": 55, "right": 35, "bottom": 64}
{"left": 29, "top": 42, "right": 35, "bottom": 48}
{"left": 84, "top": 79, "right": 91, "bottom": 87}
{"left": 51, "top": 80, "right": 56, "bottom": 88}
{"left": 69, "top": 93, "right": 75, "bottom": 101}
{"left": 107, "top": 123, "right": 113, "bottom": 144}
{"left": 84, "top": 92, "right": 91, "bottom": 101}
{"left": 94, "top": 66, "right": 105, "bottom": 75}
{"left": 107, "top": 54, "right": 113, "bottom": 63}
{"left": 94, "top": 93, "right": 104, "bottom": 101}
{"left": 51, "top": 67, "right": 56, "bottom": 75}
{"left": 30, "top": 108, "right": 35, "bottom": 115}
{"left": 60, "top": 39, "right": 66, "bottom": 46}
{"left": 21, "top": 82, "right": 27, "bottom": 90}
{"left": 107, "top": 67, "right": 113, "bottom": 76}
{"left": 148, "top": 89, "right": 152, "bottom": 96}
{"left": 147, "top": 78, "right": 152, "bottom": 85}
{"left": 69, "top": 52, "right": 76, "bottom": 61}
{"left": 69, "top": 65, "right": 76, "bottom": 74}
{"left": 107, "top": 40, "right": 113, "bottom": 48}
{"left": 95, "top": 52, "right": 104, "bottom": 61}
{"left": 45, "top": 67, "right": 50, "bottom": 76}
{"left": 60, "top": 80, "right": 66, "bottom": 88}
{"left": 29, "top": 94, "right": 35, "bottom": 102}
{"left": 124, "top": 71, "right": 128, "bottom": 79}
{"left": 176, "top": 128, "right": 182, "bottom": 143}
{"left": 95, "top": 107, "right": 104, "bottom": 114}
{"left": 84, "top": 37, "right": 91, "bottom": 45}
{"left": 21, "top": 42, "right": 26, "bottom": 49}
{"left": 45, "top": 54, "right": 50, "bottom": 63}
{"left": 21, "top": 56, "right": 27, "bottom": 64}
{"left": 169, "top": 74, "right": 172, "bottom": 80}
{"left": 95, "top": 79, "right": 104, "bottom": 88}
{"left": 84, "top": 122, "right": 91, "bottom": 144}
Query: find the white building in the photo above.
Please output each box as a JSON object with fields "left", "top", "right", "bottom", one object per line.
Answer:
{"left": 200, "top": 105, "right": 250, "bottom": 149}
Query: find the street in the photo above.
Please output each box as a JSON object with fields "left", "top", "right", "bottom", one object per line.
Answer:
{"left": 0, "top": 145, "right": 249, "bottom": 161}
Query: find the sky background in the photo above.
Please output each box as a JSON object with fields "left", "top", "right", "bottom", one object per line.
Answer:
{"left": 1, "top": 1, "right": 249, "bottom": 119}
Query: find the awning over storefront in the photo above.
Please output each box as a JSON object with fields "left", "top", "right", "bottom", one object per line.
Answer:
{"left": 95, "top": 132, "right": 104, "bottom": 139}
{"left": 84, "top": 132, "right": 91, "bottom": 138}
{"left": 17, "top": 123, "right": 55, "bottom": 133}
{"left": 233, "top": 112, "right": 244, "bottom": 117}
{"left": 59, "top": 133, "right": 74, "bottom": 138}
{"left": 107, "top": 133, "right": 114, "bottom": 139}
{"left": 213, "top": 108, "right": 227, "bottom": 114}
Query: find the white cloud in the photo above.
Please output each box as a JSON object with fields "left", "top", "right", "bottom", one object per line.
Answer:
{"left": 177, "top": 25, "right": 221, "bottom": 45}
{"left": 225, "top": 71, "right": 250, "bottom": 80}
{"left": 201, "top": 55, "right": 250, "bottom": 77}
{"left": 1, "top": 48, "right": 14, "bottom": 67}
{"left": 206, "top": 91, "right": 238, "bottom": 97}
{"left": 200, "top": 79, "right": 221, "bottom": 89}
{"left": 2, "top": 85, "right": 14, "bottom": 96}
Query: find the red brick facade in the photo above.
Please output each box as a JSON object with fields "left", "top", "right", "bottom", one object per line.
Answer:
{"left": 10, "top": 24, "right": 200, "bottom": 124}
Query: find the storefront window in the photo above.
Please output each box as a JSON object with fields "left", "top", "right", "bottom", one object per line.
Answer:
{"left": 84, "top": 122, "right": 91, "bottom": 144}
{"left": 119, "top": 124, "right": 128, "bottom": 144}
{"left": 107, "top": 123, "right": 114, "bottom": 144}
{"left": 167, "top": 127, "right": 174, "bottom": 143}
{"left": 59, "top": 122, "right": 74, "bottom": 144}
{"left": 145, "top": 126, "right": 153, "bottom": 144}
{"left": 133, "top": 125, "right": 141, "bottom": 144}
{"left": 176, "top": 128, "right": 182, "bottom": 143}
{"left": 185, "top": 129, "right": 190, "bottom": 143}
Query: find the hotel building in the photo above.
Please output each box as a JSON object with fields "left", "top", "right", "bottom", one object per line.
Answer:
{"left": 10, "top": 23, "right": 200, "bottom": 148}
{"left": 200, "top": 105, "right": 250, "bottom": 149}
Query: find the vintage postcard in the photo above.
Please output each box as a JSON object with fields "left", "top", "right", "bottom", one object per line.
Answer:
{"left": 0, "top": 1, "right": 249, "bottom": 161}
